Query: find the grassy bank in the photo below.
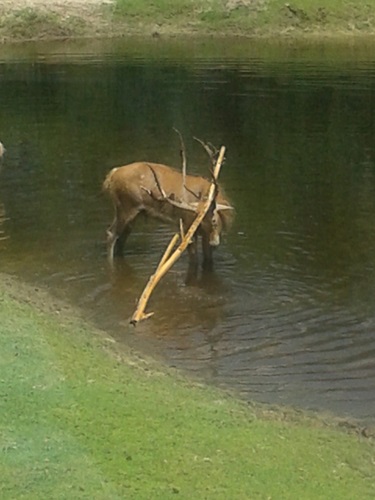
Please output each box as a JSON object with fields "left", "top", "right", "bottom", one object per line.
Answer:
{"left": 114, "top": 0, "right": 375, "bottom": 37}
{"left": 1, "top": 276, "right": 375, "bottom": 499}
{"left": 0, "top": 0, "right": 375, "bottom": 43}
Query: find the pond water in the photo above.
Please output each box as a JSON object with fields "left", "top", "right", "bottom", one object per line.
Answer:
{"left": 1, "top": 38, "right": 375, "bottom": 422}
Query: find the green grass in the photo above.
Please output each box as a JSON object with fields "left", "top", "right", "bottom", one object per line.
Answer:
{"left": 1, "top": 0, "right": 375, "bottom": 42}
{"left": 0, "top": 7, "right": 84, "bottom": 40}
{"left": 1, "top": 279, "right": 375, "bottom": 499}
{"left": 113, "top": 0, "right": 375, "bottom": 35}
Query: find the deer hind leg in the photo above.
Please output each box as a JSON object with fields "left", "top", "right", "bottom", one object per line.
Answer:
{"left": 107, "top": 207, "right": 139, "bottom": 263}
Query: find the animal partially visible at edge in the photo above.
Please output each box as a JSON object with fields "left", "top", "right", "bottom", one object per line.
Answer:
{"left": 103, "top": 161, "right": 233, "bottom": 271}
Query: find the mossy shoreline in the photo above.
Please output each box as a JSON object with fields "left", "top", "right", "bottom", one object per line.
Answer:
{"left": 1, "top": 0, "right": 375, "bottom": 44}
{"left": 1, "top": 272, "right": 375, "bottom": 498}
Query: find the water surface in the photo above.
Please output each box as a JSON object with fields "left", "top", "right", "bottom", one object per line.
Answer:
{"left": 1, "top": 38, "right": 375, "bottom": 421}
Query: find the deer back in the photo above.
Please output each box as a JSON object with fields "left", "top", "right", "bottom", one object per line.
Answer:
{"left": 103, "top": 161, "right": 233, "bottom": 229}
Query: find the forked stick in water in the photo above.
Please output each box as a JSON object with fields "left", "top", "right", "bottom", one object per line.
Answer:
{"left": 130, "top": 146, "right": 226, "bottom": 325}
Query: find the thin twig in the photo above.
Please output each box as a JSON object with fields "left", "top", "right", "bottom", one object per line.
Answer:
{"left": 146, "top": 163, "right": 167, "bottom": 198}
{"left": 173, "top": 128, "right": 187, "bottom": 201}
{"left": 193, "top": 137, "right": 219, "bottom": 166}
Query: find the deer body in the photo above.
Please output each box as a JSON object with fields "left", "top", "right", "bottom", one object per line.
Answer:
{"left": 103, "top": 162, "right": 232, "bottom": 268}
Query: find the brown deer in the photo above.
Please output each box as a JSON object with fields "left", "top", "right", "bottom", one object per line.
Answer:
{"left": 103, "top": 161, "right": 233, "bottom": 270}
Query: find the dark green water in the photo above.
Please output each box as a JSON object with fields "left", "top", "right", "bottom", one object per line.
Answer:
{"left": 1, "top": 38, "right": 375, "bottom": 421}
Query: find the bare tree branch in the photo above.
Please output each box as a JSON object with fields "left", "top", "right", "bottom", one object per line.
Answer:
{"left": 145, "top": 163, "right": 168, "bottom": 198}
{"left": 193, "top": 137, "right": 220, "bottom": 166}
{"left": 131, "top": 146, "right": 226, "bottom": 325}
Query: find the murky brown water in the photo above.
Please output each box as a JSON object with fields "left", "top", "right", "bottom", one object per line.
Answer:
{"left": 1, "top": 38, "right": 375, "bottom": 422}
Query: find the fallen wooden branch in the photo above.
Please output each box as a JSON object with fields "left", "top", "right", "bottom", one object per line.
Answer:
{"left": 130, "top": 146, "right": 226, "bottom": 325}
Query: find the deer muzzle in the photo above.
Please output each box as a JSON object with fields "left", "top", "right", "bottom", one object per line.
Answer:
{"left": 209, "top": 231, "right": 220, "bottom": 247}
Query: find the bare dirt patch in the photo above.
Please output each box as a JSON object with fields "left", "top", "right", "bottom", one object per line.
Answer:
{"left": 0, "top": 0, "right": 111, "bottom": 11}
{"left": 0, "top": 0, "right": 116, "bottom": 42}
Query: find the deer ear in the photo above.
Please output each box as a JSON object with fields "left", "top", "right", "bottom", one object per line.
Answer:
{"left": 216, "top": 203, "right": 234, "bottom": 211}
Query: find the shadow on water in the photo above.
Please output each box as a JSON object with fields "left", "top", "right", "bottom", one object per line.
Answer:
{"left": 1, "top": 38, "right": 375, "bottom": 422}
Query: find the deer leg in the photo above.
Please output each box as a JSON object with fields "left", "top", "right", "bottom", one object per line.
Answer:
{"left": 107, "top": 223, "right": 117, "bottom": 262}
{"left": 107, "top": 208, "right": 139, "bottom": 263}
{"left": 202, "top": 234, "right": 214, "bottom": 272}
{"left": 185, "top": 235, "right": 199, "bottom": 285}
{"left": 113, "top": 224, "right": 132, "bottom": 257}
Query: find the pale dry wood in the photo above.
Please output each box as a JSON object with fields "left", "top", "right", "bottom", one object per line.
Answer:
{"left": 156, "top": 232, "right": 179, "bottom": 272}
{"left": 130, "top": 146, "right": 226, "bottom": 325}
{"left": 179, "top": 218, "right": 185, "bottom": 240}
